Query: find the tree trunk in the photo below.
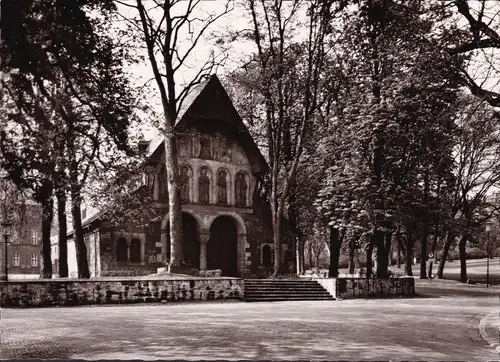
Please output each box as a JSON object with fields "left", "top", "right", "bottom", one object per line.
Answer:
{"left": 299, "top": 235, "right": 306, "bottom": 274}
{"left": 430, "top": 220, "right": 439, "bottom": 263}
{"left": 164, "top": 135, "right": 183, "bottom": 267}
{"left": 366, "top": 234, "right": 374, "bottom": 278}
{"left": 41, "top": 192, "right": 53, "bottom": 279}
{"left": 419, "top": 233, "right": 428, "bottom": 279}
{"left": 308, "top": 241, "right": 313, "bottom": 269}
{"left": 56, "top": 189, "right": 68, "bottom": 278}
{"left": 404, "top": 243, "right": 413, "bottom": 276}
{"left": 396, "top": 230, "right": 402, "bottom": 268}
{"left": 420, "top": 171, "right": 430, "bottom": 279}
{"left": 376, "top": 230, "right": 389, "bottom": 278}
{"left": 272, "top": 208, "right": 283, "bottom": 276}
{"left": 348, "top": 236, "right": 355, "bottom": 275}
{"left": 295, "top": 235, "right": 302, "bottom": 275}
{"left": 288, "top": 187, "right": 298, "bottom": 274}
{"left": 329, "top": 227, "right": 341, "bottom": 277}
{"left": 437, "top": 231, "right": 454, "bottom": 279}
{"left": 459, "top": 233, "right": 467, "bottom": 283}
{"left": 404, "top": 231, "right": 414, "bottom": 276}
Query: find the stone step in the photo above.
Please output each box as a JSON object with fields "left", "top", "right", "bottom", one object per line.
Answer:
{"left": 243, "top": 279, "right": 334, "bottom": 302}
{"left": 246, "top": 293, "right": 332, "bottom": 298}
{"left": 246, "top": 296, "right": 334, "bottom": 302}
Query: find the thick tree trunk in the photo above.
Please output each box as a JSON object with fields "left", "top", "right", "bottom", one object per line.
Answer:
{"left": 56, "top": 189, "right": 68, "bottom": 278}
{"left": 366, "top": 234, "right": 374, "bottom": 278}
{"left": 164, "top": 134, "right": 183, "bottom": 267}
{"left": 404, "top": 244, "right": 413, "bottom": 276}
{"left": 459, "top": 233, "right": 467, "bottom": 283}
{"left": 41, "top": 192, "right": 53, "bottom": 279}
{"left": 272, "top": 207, "right": 283, "bottom": 276}
{"left": 348, "top": 236, "right": 355, "bottom": 275}
{"left": 375, "top": 230, "right": 389, "bottom": 278}
{"left": 404, "top": 231, "right": 414, "bottom": 276}
{"left": 437, "top": 231, "right": 454, "bottom": 279}
{"left": 329, "top": 227, "right": 341, "bottom": 277}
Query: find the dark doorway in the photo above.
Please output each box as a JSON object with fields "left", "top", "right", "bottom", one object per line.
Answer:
{"left": 182, "top": 213, "right": 200, "bottom": 268}
{"left": 208, "top": 216, "right": 238, "bottom": 276}
{"left": 262, "top": 244, "right": 272, "bottom": 267}
{"left": 116, "top": 238, "right": 128, "bottom": 262}
{"left": 130, "top": 239, "right": 141, "bottom": 262}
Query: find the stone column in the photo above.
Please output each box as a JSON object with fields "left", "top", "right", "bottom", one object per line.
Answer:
{"left": 199, "top": 232, "right": 210, "bottom": 270}
{"left": 95, "top": 231, "right": 101, "bottom": 277}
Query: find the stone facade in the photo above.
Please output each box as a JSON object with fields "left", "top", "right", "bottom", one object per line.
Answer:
{"left": 52, "top": 75, "right": 284, "bottom": 278}
{"left": 0, "top": 277, "right": 244, "bottom": 307}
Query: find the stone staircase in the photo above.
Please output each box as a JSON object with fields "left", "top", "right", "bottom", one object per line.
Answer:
{"left": 244, "top": 279, "right": 334, "bottom": 302}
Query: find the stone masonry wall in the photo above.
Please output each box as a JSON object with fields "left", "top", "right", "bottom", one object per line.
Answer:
{"left": 0, "top": 278, "right": 244, "bottom": 308}
{"left": 334, "top": 277, "right": 415, "bottom": 299}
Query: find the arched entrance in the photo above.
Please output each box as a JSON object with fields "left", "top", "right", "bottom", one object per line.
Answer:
{"left": 208, "top": 216, "right": 238, "bottom": 276}
{"left": 182, "top": 213, "right": 200, "bottom": 268}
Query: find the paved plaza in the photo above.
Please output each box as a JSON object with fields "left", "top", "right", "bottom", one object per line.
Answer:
{"left": 1, "top": 281, "right": 500, "bottom": 360}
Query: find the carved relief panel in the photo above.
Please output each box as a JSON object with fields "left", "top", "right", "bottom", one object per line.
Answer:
{"left": 177, "top": 136, "right": 192, "bottom": 158}
{"left": 179, "top": 164, "right": 193, "bottom": 203}
{"left": 198, "top": 166, "right": 212, "bottom": 204}
{"left": 192, "top": 131, "right": 249, "bottom": 165}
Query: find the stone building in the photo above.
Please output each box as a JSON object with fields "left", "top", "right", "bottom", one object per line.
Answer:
{"left": 0, "top": 202, "right": 42, "bottom": 280}
{"left": 54, "top": 75, "right": 286, "bottom": 278}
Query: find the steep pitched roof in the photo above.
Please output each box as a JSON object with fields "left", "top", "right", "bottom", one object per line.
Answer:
{"left": 147, "top": 74, "right": 268, "bottom": 174}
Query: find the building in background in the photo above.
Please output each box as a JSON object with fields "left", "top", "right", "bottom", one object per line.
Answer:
{"left": 0, "top": 202, "right": 42, "bottom": 280}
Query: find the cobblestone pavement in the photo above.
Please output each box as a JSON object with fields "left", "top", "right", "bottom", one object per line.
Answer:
{"left": 1, "top": 294, "right": 499, "bottom": 361}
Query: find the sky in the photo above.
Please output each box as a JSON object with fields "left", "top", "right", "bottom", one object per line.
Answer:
{"left": 114, "top": 0, "right": 500, "bottom": 143}
{"left": 114, "top": 0, "right": 259, "bottom": 140}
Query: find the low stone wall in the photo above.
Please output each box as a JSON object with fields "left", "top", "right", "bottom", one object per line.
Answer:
{"left": 0, "top": 278, "right": 244, "bottom": 308}
{"left": 334, "top": 277, "right": 415, "bottom": 299}
{"left": 312, "top": 277, "right": 415, "bottom": 299}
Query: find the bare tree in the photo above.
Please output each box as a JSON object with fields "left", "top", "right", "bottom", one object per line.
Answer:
{"left": 115, "top": 0, "right": 232, "bottom": 267}
{"left": 448, "top": 0, "right": 500, "bottom": 108}
{"left": 239, "top": 0, "right": 341, "bottom": 276}
{"left": 437, "top": 94, "right": 500, "bottom": 282}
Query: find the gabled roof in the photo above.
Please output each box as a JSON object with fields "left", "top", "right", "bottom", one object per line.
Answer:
{"left": 147, "top": 74, "right": 268, "bottom": 174}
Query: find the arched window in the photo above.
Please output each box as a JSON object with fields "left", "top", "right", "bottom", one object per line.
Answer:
{"left": 235, "top": 172, "right": 248, "bottom": 207}
{"left": 217, "top": 169, "right": 228, "bottom": 205}
{"left": 130, "top": 239, "right": 141, "bottom": 263}
{"left": 262, "top": 244, "right": 273, "bottom": 267}
{"left": 116, "top": 238, "right": 128, "bottom": 262}
{"left": 199, "top": 167, "right": 211, "bottom": 204}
